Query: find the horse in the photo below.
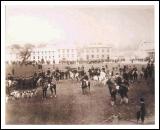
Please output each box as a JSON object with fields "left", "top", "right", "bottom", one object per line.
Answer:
{"left": 36, "top": 77, "right": 48, "bottom": 99}
{"left": 99, "top": 71, "right": 106, "bottom": 81}
{"left": 106, "top": 78, "right": 129, "bottom": 105}
{"left": 42, "top": 80, "right": 48, "bottom": 99}
{"left": 117, "top": 83, "right": 129, "bottom": 104}
{"left": 48, "top": 77, "right": 57, "bottom": 97}
{"left": 75, "top": 72, "right": 79, "bottom": 81}
{"left": 37, "top": 76, "right": 57, "bottom": 99}
{"left": 81, "top": 79, "right": 90, "bottom": 94}
{"left": 69, "top": 71, "right": 75, "bottom": 80}
{"left": 139, "top": 70, "right": 144, "bottom": 79}
{"left": 36, "top": 77, "right": 43, "bottom": 87}
{"left": 132, "top": 70, "right": 138, "bottom": 81}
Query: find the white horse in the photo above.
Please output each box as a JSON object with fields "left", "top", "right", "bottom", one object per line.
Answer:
{"left": 99, "top": 71, "right": 106, "bottom": 81}
{"left": 75, "top": 72, "right": 79, "bottom": 81}
{"left": 93, "top": 75, "right": 99, "bottom": 81}
{"left": 93, "top": 71, "right": 107, "bottom": 85}
{"left": 36, "top": 77, "right": 43, "bottom": 87}
{"left": 69, "top": 71, "right": 75, "bottom": 80}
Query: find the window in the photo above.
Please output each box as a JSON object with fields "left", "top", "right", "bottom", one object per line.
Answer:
{"left": 97, "top": 55, "right": 99, "bottom": 58}
{"left": 86, "top": 55, "right": 89, "bottom": 60}
{"left": 33, "top": 56, "right": 35, "bottom": 59}
{"left": 67, "top": 49, "right": 69, "bottom": 53}
{"left": 42, "top": 51, "right": 43, "bottom": 54}
{"left": 92, "top": 55, "right": 94, "bottom": 58}
{"left": 92, "top": 49, "right": 94, "bottom": 53}
{"left": 97, "top": 49, "right": 99, "bottom": 52}
{"left": 38, "top": 56, "right": 39, "bottom": 59}
{"left": 102, "top": 55, "right": 104, "bottom": 58}
{"left": 107, "top": 55, "right": 109, "bottom": 60}
{"left": 102, "top": 49, "right": 104, "bottom": 52}
{"left": 72, "top": 54, "right": 74, "bottom": 57}
{"left": 53, "top": 56, "right": 54, "bottom": 59}
{"left": 107, "top": 48, "right": 109, "bottom": 52}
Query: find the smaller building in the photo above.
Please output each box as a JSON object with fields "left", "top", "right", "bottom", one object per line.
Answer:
{"left": 79, "top": 43, "right": 112, "bottom": 61}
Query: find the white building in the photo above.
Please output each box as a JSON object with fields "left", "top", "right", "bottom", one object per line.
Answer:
{"left": 136, "top": 41, "right": 154, "bottom": 59}
{"left": 30, "top": 48, "right": 57, "bottom": 64}
{"left": 6, "top": 43, "right": 112, "bottom": 64}
{"left": 79, "top": 43, "right": 112, "bottom": 61}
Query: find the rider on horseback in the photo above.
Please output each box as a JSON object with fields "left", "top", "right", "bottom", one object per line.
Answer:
{"left": 80, "top": 72, "right": 89, "bottom": 87}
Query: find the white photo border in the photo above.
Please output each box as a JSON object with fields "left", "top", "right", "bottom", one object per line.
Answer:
{"left": 1, "top": 1, "right": 159, "bottom": 129}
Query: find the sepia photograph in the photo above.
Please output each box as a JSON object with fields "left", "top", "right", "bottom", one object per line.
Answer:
{"left": 1, "top": 1, "right": 159, "bottom": 129}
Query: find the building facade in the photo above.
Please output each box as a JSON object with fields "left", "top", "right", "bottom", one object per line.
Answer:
{"left": 79, "top": 44, "right": 111, "bottom": 61}
{"left": 6, "top": 43, "right": 112, "bottom": 64}
{"left": 137, "top": 41, "right": 155, "bottom": 59}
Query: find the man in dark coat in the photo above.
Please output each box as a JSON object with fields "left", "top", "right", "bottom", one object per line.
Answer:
{"left": 137, "top": 98, "right": 146, "bottom": 124}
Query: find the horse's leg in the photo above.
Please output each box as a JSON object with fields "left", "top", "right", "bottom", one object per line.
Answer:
{"left": 45, "top": 90, "right": 47, "bottom": 98}
{"left": 111, "top": 94, "right": 115, "bottom": 106}
{"left": 54, "top": 85, "right": 56, "bottom": 97}
{"left": 124, "top": 91, "right": 128, "bottom": 103}
{"left": 120, "top": 93, "right": 124, "bottom": 104}
{"left": 88, "top": 82, "right": 90, "bottom": 93}
{"left": 42, "top": 89, "right": 45, "bottom": 99}
{"left": 50, "top": 87, "right": 53, "bottom": 97}
{"left": 114, "top": 93, "right": 116, "bottom": 103}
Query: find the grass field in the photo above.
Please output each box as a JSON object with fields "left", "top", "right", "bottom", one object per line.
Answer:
{"left": 6, "top": 77, "right": 154, "bottom": 124}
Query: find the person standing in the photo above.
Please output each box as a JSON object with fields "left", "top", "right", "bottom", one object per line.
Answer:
{"left": 136, "top": 98, "right": 146, "bottom": 124}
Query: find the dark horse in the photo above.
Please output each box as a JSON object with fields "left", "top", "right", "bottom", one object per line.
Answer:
{"left": 49, "top": 78, "right": 57, "bottom": 98}
{"left": 106, "top": 78, "right": 129, "bottom": 105}
{"left": 46, "top": 75, "right": 57, "bottom": 98}
{"left": 37, "top": 77, "right": 56, "bottom": 99}
{"left": 81, "top": 79, "right": 90, "bottom": 94}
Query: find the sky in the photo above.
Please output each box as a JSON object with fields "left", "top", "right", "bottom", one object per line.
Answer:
{"left": 6, "top": 5, "right": 154, "bottom": 51}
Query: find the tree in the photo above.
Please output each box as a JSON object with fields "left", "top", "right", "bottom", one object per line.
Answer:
{"left": 10, "top": 43, "right": 34, "bottom": 64}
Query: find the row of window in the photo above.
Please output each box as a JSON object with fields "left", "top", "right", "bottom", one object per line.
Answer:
{"left": 32, "top": 54, "right": 75, "bottom": 59}
{"left": 32, "top": 51, "right": 55, "bottom": 54}
{"left": 58, "top": 49, "right": 75, "bottom": 53}
{"left": 59, "top": 54, "right": 75, "bottom": 58}
{"left": 82, "top": 48, "right": 110, "bottom": 53}
{"left": 86, "top": 54, "right": 109, "bottom": 59}
{"left": 32, "top": 49, "right": 76, "bottom": 54}
{"left": 32, "top": 56, "right": 54, "bottom": 59}
{"left": 31, "top": 48, "right": 109, "bottom": 54}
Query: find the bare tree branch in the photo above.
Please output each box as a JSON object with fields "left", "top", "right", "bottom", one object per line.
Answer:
{"left": 10, "top": 43, "right": 34, "bottom": 64}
